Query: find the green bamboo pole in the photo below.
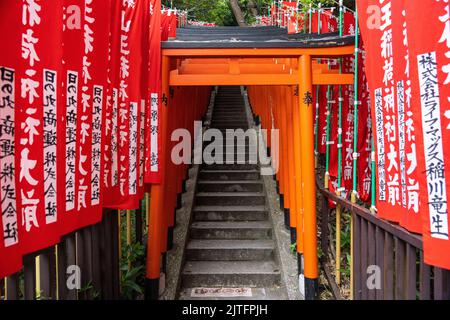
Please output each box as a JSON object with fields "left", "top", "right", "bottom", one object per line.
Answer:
{"left": 334, "top": 0, "right": 344, "bottom": 287}
{"left": 371, "top": 137, "right": 376, "bottom": 214}
{"left": 309, "top": 3, "right": 312, "bottom": 33}
{"left": 351, "top": 6, "right": 360, "bottom": 204}
{"left": 314, "top": 4, "right": 321, "bottom": 168}
{"left": 350, "top": 5, "right": 359, "bottom": 301}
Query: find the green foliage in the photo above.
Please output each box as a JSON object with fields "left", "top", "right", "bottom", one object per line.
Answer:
{"left": 164, "top": 1, "right": 355, "bottom": 26}
{"left": 120, "top": 242, "right": 146, "bottom": 300}
{"left": 290, "top": 242, "right": 297, "bottom": 254}
{"left": 78, "top": 281, "right": 100, "bottom": 300}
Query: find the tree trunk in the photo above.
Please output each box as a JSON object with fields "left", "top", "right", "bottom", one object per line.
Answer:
{"left": 247, "top": 0, "right": 258, "bottom": 17}
{"left": 229, "top": 0, "right": 247, "bottom": 27}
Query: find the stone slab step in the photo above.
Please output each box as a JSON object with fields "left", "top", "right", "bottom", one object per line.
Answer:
{"left": 190, "top": 221, "right": 272, "bottom": 239}
{"left": 196, "top": 192, "right": 265, "bottom": 206}
{"left": 182, "top": 261, "right": 281, "bottom": 287}
{"left": 201, "top": 164, "right": 258, "bottom": 171}
{"left": 186, "top": 239, "right": 274, "bottom": 260}
{"left": 193, "top": 205, "right": 267, "bottom": 221}
{"left": 197, "top": 180, "right": 263, "bottom": 192}
{"left": 178, "top": 287, "right": 288, "bottom": 300}
{"left": 199, "top": 170, "right": 260, "bottom": 181}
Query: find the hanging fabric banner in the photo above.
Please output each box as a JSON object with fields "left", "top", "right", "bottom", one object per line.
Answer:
{"left": 76, "top": 0, "right": 111, "bottom": 228}
{"left": 0, "top": 1, "right": 64, "bottom": 271}
{"left": 357, "top": 0, "right": 404, "bottom": 223}
{"left": 104, "top": 0, "right": 145, "bottom": 210}
{"left": 403, "top": 0, "right": 450, "bottom": 270}
{"left": 145, "top": 0, "right": 162, "bottom": 185}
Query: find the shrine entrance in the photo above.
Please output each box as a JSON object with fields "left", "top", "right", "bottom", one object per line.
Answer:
{"left": 145, "top": 26, "right": 355, "bottom": 300}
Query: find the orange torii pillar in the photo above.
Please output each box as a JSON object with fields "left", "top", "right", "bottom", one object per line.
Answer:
{"left": 146, "top": 55, "right": 170, "bottom": 300}
{"left": 299, "top": 54, "right": 318, "bottom": 300}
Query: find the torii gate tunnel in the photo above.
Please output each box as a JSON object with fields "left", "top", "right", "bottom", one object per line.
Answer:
{"left": 146, "top": 26, "right": 355, "bottom": 300}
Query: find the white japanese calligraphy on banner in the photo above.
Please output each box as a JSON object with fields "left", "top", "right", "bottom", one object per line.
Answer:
{"left": 150, "top": 93, "right": 159, "bottom": 172}
{"left": 0, "top": 67, "right": 18, "bottom": 246}
{"left": 418, "top": 52, "right": 449, "bottom": 240}
{"left": 65, "top": 71, "right": 78, "bottom": 211}
{"left": 128, "top": 101, "right": 138, "bottom": 195}
{"left": 139, "top": 99, "right": 145, "bottom": 187}
{"left": 111, "top": 87, "right": 118, "bottom": 186}
{"left": 43, "top": 69, "right": 57, "bottom": 224}
{"left": 374, "top": 88, "right": 386, "bottom": 201}
{"left": 91, "top": 85, "right": 103, "bottom": 205}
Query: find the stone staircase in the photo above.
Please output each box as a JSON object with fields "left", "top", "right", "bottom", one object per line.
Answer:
{"left": 179, "top": 86, "right": 287, "bottom": 300}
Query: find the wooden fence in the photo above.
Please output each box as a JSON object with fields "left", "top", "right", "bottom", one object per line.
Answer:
{"left": 319, "top": 185, "right": 450, "bottom": 300}
{"left": 1, "top": 202, "right": 147, "bottom": 300}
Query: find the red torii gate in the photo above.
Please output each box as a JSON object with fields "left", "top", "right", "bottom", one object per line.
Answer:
{"left": 145, "top": 33, "right": 354, "bottom": 300}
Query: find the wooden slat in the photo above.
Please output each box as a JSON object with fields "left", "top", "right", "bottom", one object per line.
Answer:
{"left": 395, "top": 238, "right": 406, "bottom": 300}
{"left": 384, "top": 232, "right": 394, "bottom": 300}
{"left": 353, "top": 214, "right": 362, "bottom": 300}
{"left": 406, "top": 244, "right": 417, "bottom": 300}
{"left": 38, "top": 248, "right": 52, "bottom": 299}
{"left": 367, "top": 222, "right": 376, "bottom": 300}
{"left": 419, "top": 251, "right": 431, "bottom": 300}
{"left": 434, "top": 268, "right": 450, "bottom": 300}
{"left": 57, "top": 238, "right": 68, "bottom": 299}
{"left": 23, "top": 255, "right": 36, "bottom": 300}
{"left": 375, "top": 226, "right": 385, "bottom": 300}
{"left": 66, "top": 234, "right": 77, "bottom": 300}
{"left": 111, "top": 213, "right": 120, "bottom": 299}
{"left": 82, "top": 227, "right": 94, "bottom": 300}
{"left": 102, "top": 211, "right": 113, "bottom": 299}
{"left": 321, "top": 196, "right": 330, "bottom": 260}
{"left": 360, "top": 217, "right": 368, "bottom": 300}
{"left": 5, "top": 274, "right": 20, "bottom": 300}
{"left": 91, "top": 223, "right": 102, "bottom": 299}
{"left": 136, "top": 203, "right": 143, "bottom": 246}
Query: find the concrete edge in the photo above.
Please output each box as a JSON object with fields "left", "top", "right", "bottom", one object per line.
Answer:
{"left": 241, "top": 86, "right": 303, "bottom": 301}
{"left": 160, "top": 87, "right": 218, "bottom": 300}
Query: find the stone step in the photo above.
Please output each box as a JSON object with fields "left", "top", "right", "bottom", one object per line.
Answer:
{"left": 199, "top": 170, "right": 260, "bottom": 181}
{"left": 178, "top": 287, "right": 288, "bottom": 300}
{"left": 197, "top": 180, "right": 263, "bottom": 192}
{"left": 190, "top": 221, "right": 272, "bottom": 240}
{"left": 195, "top": 192, "right": 266, "bottom": 206}
{"left": 181, "top": 261, "right": 281, "bottom": 287}
{"left": 186, "top": 239, "right": 274, "bottom": 261}
{"left": 202, "top": 163, "right": 258, "bottom": 171}
{"left": 193, "top": 205, "right": 267, "bottom": 221}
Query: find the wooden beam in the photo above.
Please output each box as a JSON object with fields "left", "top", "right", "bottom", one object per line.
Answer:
{"left": 163, "top": 46, "right": 355, "bottom": 58}
{"left": 169, "top": 70, "right": 354, "bottom": 86}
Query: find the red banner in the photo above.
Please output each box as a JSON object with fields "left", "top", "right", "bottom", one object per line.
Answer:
{"left": 358, "top": 0, "right": 404, "bottom": 224}
{"left": 104, "top": 0, "right": 146, "bottom": 210}
{"left": 0, "top": 1, "right": 64, "bottom": 276}
{"left": 145, "top": 0, "right": 162, "bottom": 184}
{"left": 358, "top": 0, "right": 450, "bottom": 269}
{"left": 403, "top": 0, "right": 450, "bottom": 269}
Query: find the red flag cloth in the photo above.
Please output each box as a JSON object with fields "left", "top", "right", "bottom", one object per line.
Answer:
{"left": 0, "top": 1, "right": 64, "bottom": 273}
{"left": 356, "top": 46, "right": 373, "bottom": 203}
{"left": 13, "top": 0, "right": 63, "bottom": 255}
{"left": 61, "top": 0, "right": 111, "bottom": 234}
{"left": 168, "top": 10, "right": 177, "bottom": 39}
{"left": 311, "top": 10, "right": 337, "bottom": 33}
{"left": 104, "top": 0, "right": 146, "bottom": 210}
{"left": 0, "top": 1, "right": 25, "bottom": 278}
{"left": 357, "top": 0, "right": 405, "bottom": 224}
{"left": 77, "top": 0, "right": 111, "bottom": 228}
{"left": 61, "top": 0, "right": 86, "bottom": 235}
{"left": 161, "top": 11, "right": 170, "bottom": 41}
{"left": 403, "top": 0, "right": 450, "bottom": 269}
{"left": 145, "top": 0, "right": 162, "bottom": 184}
